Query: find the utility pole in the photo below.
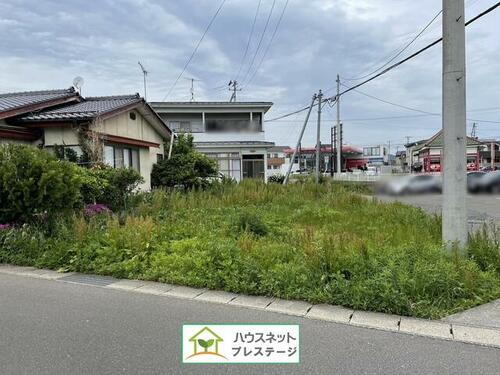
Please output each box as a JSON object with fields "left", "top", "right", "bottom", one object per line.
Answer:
{"left": 336, "top": 74, "right": 342, "bottom": 174}
{"left": 185, "top": 77, "right": 202, "bottom": 102}
{"left": 470, "top": 122, "right": 477, "bottom": 138}
{"left": 228, "top": 80, "right": 241, "bottom": 102}
{"left": 339, "top": 122, "right": 343, "bottom": 171}
{"left": 284, "top": 94, "right": 317, "bottom": 184}
{"left": 491, "top": 141, "right": 496, "bottom": 170}
{"left": 316, "top": 90, "right": 323, "bottom": 183}
{"left": 442, "top": 0, "right": 467, "bottom": 250}
{"left": 330, "top": 126, "right": 335, "bottom": 177}
{"left": 138, "top": 62, "right": 148, "bottom": 101}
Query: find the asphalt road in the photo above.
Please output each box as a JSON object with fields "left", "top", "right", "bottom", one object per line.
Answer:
{"left": 377, "top": 194, "right": 500, "bottom": 222}
{"left": 1, "top": 274, "right": 499, "bottom": 375}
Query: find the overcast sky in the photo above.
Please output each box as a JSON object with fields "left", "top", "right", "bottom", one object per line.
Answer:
{"left": 1, "top": 0, "right": 499, "bottom": 149}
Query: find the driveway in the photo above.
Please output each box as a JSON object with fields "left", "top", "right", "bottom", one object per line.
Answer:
{"left": 1, "top": 273, "right": 499, "bottom": 375}
{"left": 377, "top": 194, "right": 500, "bottom": 223}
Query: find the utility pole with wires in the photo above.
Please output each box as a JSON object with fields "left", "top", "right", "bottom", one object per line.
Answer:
{"left": 283, "top": 94, "right": 317, "bottom": 185}
{"left": 470, "top": 122, "right": 477, "bottom": 138}
{"left": 336, "top": 74, "right": 342, "bottom": 174}
{"left": 316, "top": 90, "right": 323, "bottom": 183}
{"left": 228, "top": 80, "right": 241, "bottom": 102}
{"left": 442, "top": 0, "right": 468, "bottom": 250}
{"left": 184, "top": 77, "right": 202, "bottom": 102}
{"left": 138, "top": 61, "right": 148, "bottom": 101}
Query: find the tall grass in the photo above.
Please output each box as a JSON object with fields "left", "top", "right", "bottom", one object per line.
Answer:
{"left": 1, "top": 180, "right": 498, "bottom": 319}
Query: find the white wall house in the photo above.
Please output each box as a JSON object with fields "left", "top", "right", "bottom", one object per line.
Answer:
{"left": 151, "top": 102, "right": 275, "bottom": 182}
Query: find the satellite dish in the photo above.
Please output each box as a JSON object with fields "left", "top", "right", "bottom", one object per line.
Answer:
{"left": 73, "top": 76, "right": 84, "bottom": 93}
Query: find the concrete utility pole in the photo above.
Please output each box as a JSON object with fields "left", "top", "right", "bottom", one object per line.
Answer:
{"left": 492, "top": 141, "right": 496, "bottom": 170}
{"left": 283, "top": 94, "right": 317, "bottom": 184}
{"left": 330, "top": 126, "right": 335, "bottom": 177}
{"left": 336, "top": 74, "right": 342, "bottom": 174}
{"left": 442, "top": 0, "right": 468, "bottom": 250}
{"left": 228, "top": 80, "right": 241, "bottom": 102}
{"left": 316, "top": 90, "right": 323, "bottom": 183}
{"left": 138, "top": 62, "right": 148, "bottom": 101}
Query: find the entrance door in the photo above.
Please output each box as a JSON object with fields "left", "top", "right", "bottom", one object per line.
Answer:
{"left": 242, "top": 155, "right": 265, "bottom": 179}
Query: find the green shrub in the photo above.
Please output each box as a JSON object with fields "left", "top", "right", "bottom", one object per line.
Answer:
{"left": 151, "top": 134, "right": 217, "bottom": 190}
{"left": 235, "top": 212, "right": 268, "bottom": 236}
{"left": 0, "top": 145, "right": 82, "bottom": 223}
{"left": 78, "top": 166, "right": 143, "bottom": 210}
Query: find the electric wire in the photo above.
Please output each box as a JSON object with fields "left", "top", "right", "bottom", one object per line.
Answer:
{"left": 162, "top": 0, "right": 227, "bottom": 101}
{"left": 240, "top": 0, "right": 277, "bottom": 85}
{"left": 235, "top": 0, "right": 262, "bottom": 81}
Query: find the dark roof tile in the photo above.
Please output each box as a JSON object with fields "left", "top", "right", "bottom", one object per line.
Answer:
{"left": 0, "top": 88, "right": 76, "bottom": 112}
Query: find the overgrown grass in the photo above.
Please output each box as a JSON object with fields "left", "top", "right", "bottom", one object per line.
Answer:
{"left": 1, "top": 180, "right": 498, "bottom": 319}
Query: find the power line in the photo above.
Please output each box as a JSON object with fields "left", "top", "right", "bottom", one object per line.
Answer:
{"left": 341, "top": 82, "right": 500, "bottom": 123}
{"left": 338, "top": 1, "right": 500, "bottom": 97}
{"left": 343, "top": 9, "right": 443, "bottom": 82}
{"left": 235, "top": 0, "right": 262, "bottom": 81}
{"left": 269, "top": 2, "right": 500, "bottom": 122}
{"left": 244, "top": 0, "right": 290, "bottom": 88}
{"left": 162, "top": 0, "right": 227, "bottom": 101}
{"left": 240, "top": 0, "right": 277, "bottom": 85}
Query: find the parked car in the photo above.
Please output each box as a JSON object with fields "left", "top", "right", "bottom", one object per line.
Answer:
{"left": 429, "top": 164, "right": 441, "bottom": 172}
{"left": 476, "top": 171, "right": 500, "bottom": 193}
{"left": 467, "top": 171, "right": 486, "bottom": 193}
{"left": 467, "top": 162, "right": 479, "bottom": 171}
{"left": 378, "top": 174, "right": 442, "bottom": 195}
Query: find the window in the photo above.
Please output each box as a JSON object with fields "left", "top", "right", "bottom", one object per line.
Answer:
{"left": 104, "top": 144, "right": 140, "bottom": 172}
{"left": 129, "top": 112, "right": 137, "bottom": 120}
{"left": 364, "top": 147, "right": 381, "bottom": 157}
{"left": 204, "top": 152, "right": 241, "bottom": 181}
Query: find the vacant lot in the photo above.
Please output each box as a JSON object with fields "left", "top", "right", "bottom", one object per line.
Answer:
{"left": 1, "top": 181, "right": 499, "bottom": 319}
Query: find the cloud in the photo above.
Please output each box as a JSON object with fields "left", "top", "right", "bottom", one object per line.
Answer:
{"left": 0, "top": 0, "right": 499, "bottom": 146}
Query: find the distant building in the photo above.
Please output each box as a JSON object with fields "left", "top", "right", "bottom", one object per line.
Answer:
{"left": 267, "top": 146, "right": 290, "bottom": 176}
{"left": 283, "top": 145, "right": 365, "bottom": 173}
{"left": 362, "top": 145, "right": 390, "bottom": 166}
{"left": 151, "top": 102, "right": 275, "bottom": 181}
{"left": 405, "top": 130, "right": 485, "bottom": 172}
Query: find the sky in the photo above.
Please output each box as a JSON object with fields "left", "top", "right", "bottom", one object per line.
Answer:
{"left": 1, "top": 0, "right": 499, "bottom": 150}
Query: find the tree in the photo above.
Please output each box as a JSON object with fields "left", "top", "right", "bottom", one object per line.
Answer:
{"left": 151, "top": 134, "right": 217, "bottom": 189}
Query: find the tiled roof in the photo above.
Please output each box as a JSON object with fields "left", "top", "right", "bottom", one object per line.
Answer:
{"left": 0, "top": 88, "right": 77, "bottom": 113}
{"left": 194, "top": 141, "right": 276, "bottom": 146}
{"left": 20, "top": 94, "right": 142, "bottom": 121}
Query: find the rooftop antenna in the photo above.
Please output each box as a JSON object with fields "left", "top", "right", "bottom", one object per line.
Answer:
{"left": 72, "top": 76, "right": 84, "bottom": 95}
{"left": 228, "top": 80, "right": 241, "bottom": 102}
{"left": 184, "top": 77, "right": 202, "bottom": 102}
{"left": 138, "top": 61, "right": 148, "bottom": 101}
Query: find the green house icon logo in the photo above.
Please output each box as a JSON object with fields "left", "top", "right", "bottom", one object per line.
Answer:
{"left": 186, "top": 326, "right": 226, "bottom": 360}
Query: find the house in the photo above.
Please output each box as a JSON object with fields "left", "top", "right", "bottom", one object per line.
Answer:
{"left": 151, "top": 102, "right": 275, "bottom": 181}
{"left": 267, "top": 145, "right": 290, "bottom": 176}
{"left": 0, "top": 88, "right": 172, "bottom": 190}
{"left": 405, "top": 130, "right": 483, "bottom": 172}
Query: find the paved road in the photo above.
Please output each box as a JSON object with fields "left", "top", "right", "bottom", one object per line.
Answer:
{"left": 1, "top": 274, "right": 499, "bottom": 375}
{"left": 377, "top": 194, "right": 500, "bottom": 223}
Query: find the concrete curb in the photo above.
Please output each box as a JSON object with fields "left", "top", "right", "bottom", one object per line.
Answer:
{"left": 1, "top": 264, "right": 499, "bottom": 349}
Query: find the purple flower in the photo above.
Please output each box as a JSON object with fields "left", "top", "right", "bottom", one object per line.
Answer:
{"left": 0, "top": 224, "right": 11, "bottom": 230}
{"left": 84, "top": 204, "right": 111, "bottom": 217}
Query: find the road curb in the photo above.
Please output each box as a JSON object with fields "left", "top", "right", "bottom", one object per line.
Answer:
{"left": 1, "top": 264, "right": 499, "bottom": 349}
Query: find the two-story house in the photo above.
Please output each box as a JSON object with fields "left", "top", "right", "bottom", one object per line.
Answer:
{"left": 151, "top": 102, "right": 275, "bottom": 181}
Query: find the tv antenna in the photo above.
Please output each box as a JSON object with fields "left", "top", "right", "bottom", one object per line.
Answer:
{"left": 72, "top": 76, "right": 84, "bottom": 95}
{"left": 228, "top": 80, "right": 241, "bottom": 102}
{"left": 184, "top": 77, "right": 202, "bottom": 102}
{"left": 138, "top": 61, "right": 149, "bottom": 101}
